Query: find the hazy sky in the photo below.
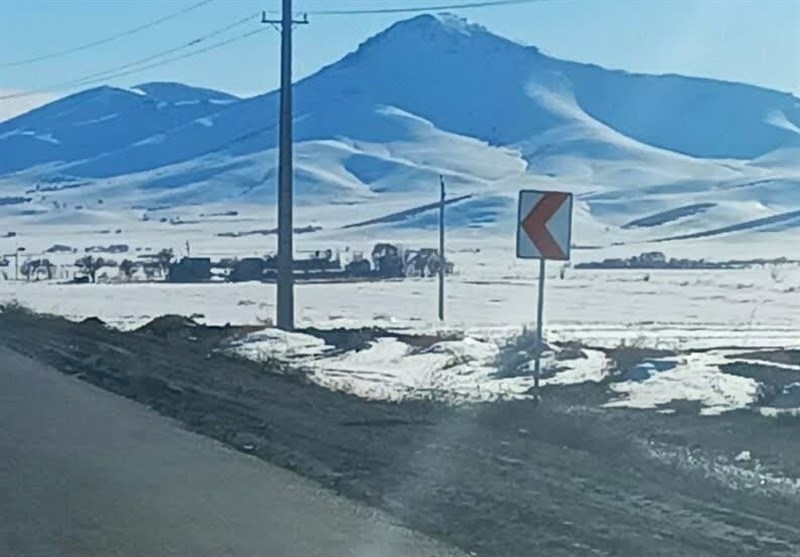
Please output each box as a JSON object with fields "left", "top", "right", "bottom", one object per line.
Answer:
{"left": 1, "top": 0, "right": 798, "bottom": 119}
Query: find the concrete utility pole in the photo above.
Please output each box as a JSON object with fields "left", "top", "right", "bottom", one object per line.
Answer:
{"left": 14, "top": 247, "right": 25, "bottom": 281}
{"left": 263, "top": 2, "right": 307, "bottom": 331}
{"left": 438, "top": 175, "right": 446, "bottom": 321}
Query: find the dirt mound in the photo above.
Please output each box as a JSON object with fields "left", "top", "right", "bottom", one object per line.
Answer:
{"left": 302, "top": 327, "right": 465, "bottom": 354}
{"left": 136, "top": 315, "right": 199, "bottom": 339}
{"left": 394, "top": 331, "right": 463, "bottom": 350}
{"left": 301, "top": 327, "right": 389, "bottom": 352}
{"left": 79, "top": 316, "right": 106, "bottom": 328}
{"left": 133, "top": 314, "right": 250, "bottom": 349}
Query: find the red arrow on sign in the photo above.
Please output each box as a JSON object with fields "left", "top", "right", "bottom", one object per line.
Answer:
{"left": 522, "top": 192, "right": 569, "bottom": 259}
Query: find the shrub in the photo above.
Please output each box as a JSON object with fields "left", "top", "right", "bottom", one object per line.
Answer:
{"left": 494, "top": 326, "right": 547, "bottom": 379}
{"left": 604, "top": 337, "right": 674, "bottom": 378}
{"left": 0, "top": 300, "right": 35, "bottom": 316}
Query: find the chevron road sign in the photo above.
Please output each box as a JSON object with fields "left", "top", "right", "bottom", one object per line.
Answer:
{"left": 516, "top": 190, "right": 573, "bottom": 260}
{"left": 515, "top": 189, "right": 574, "bottom": 402}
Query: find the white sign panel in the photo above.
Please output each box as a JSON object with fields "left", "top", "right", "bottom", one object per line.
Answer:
{"left": 516, "top": 190, "right": 573, "bottom": 261}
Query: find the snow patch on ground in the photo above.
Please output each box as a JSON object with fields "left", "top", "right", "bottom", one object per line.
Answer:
{"left": 760, "top": 407, "right": 800, "bottom": 417}
{"left": 228, "top": 328, "right": 609, "bottom": 403}
{"left": 226, "top": 324, "right": 775, "bottom": 414}
{"left": 605, "top": 352, "right": 760, "bottom": 415}
{"left": 228, "top": 325, "right": 767, "bottom": 413}
{"left": 228, "top": 328, "right": 332, "bottom": 360}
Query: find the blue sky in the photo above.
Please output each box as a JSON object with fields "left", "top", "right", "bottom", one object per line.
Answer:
{"left": 0, "top": 0, "right": 798, "bottom": 118}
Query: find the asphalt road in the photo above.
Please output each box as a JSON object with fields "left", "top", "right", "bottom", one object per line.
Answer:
{"left": 0, "top": 346, "right": 465, "bottom": 557}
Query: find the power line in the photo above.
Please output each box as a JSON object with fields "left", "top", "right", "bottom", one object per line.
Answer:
{"left": 0, "top": 27, "right": 267, "bottom": 101}
{"left": 1, "top": 0, "right": 215, "bottom": 68}
{"left": 303, "top": 0, "right": 549, "bottom": 16}
{"left": 69, "top": 28, "right": 267, "bottom": 90}
{"left": 2, "top": 0, "right": 549, "bottom": 98}
{"left": 61, "top": 12, "right": 261, "bottom": 88}
{"left": 0, "top": 12, "right": 261, "bottom": 100}
{"left": 88, "top": 27, "right": 266, "bottom": 85}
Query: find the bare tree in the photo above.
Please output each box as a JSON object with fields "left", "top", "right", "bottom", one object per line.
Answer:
{"left": 119, "top": 259, "right": 137, "bottom": 281}
{"left": 20, "top": 258, "right": 34, "bottom": 281}
{"left": 20, "top": 258, "right": 55, "bottom": 281}
{"left": 40, "top": 259, "right": 56, "bottom": 280}
{"left": 75, "top": 255, "right": 109, "bottom": 283}
{"left": 156, "top": 248, "right": 174, "bottom": 276}
{"left": 142, "top": 262, "right": 158, "bottom": 280}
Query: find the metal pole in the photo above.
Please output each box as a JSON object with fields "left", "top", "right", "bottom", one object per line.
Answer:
{"left": 14, "top": 251, "right": 19, "bottom": 281}
{"left": 438, "top": 175, "right": 445, "bottom": 321}
{"left": 532, "top": 258, "right": 546, "bottom": 397}
{"left": 276, "top": 0, "right": 295, "bottom": 331}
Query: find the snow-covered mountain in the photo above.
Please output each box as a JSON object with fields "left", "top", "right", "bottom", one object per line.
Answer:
{"left": 1, "top": 13, "right": 798, "bottom": 248}
{"left": 0, "top": 82, "right": 239, "bottom": 175}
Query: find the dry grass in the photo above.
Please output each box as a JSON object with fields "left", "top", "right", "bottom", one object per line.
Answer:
{"left": 603, "top": 337, "right": 675, "bottom": 379}
{"left": 493, "top": 326, "right": 543, "bottom": 379}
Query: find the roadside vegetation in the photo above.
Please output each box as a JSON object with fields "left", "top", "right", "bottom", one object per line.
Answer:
{"left": 493, "top": 326, "right": 544, "bottom": 379}
{"left": 602, "top": 337, "right": 675, "bottom": 380}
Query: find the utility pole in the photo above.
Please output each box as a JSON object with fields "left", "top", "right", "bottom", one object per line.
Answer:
{"left": 14, "top": 247, "right": 24, "bottom": 281}
{"left": 263, "top": 2, "right": 307, "bottom": 331}
{"left": 438, "top": 175, "right": 446, "bottom": 321}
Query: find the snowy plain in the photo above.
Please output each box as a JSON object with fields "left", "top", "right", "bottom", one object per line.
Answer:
{"left": 2, "top": 223, "right": 798, "bottom": 416}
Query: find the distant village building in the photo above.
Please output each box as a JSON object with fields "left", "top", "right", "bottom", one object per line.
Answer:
{"left": 639, "top": 251, "right": 667, "bottom": 265}
{"left": 229, "top": 258, "right": 266, "bottom": 282}
{"left": 167, "top": 257, "right": 212, "bottom": 283}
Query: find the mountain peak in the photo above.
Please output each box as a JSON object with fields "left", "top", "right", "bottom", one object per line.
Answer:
{"left": 357, "top": 12, "right": 523, "bottom": 50}
{"left": 401, "top": 12, "right": 488, "bottom": 36}
{"left": 334, "top": 11, "right": 540, "bottom": 74}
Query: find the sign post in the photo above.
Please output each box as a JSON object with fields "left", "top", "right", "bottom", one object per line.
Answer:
{"left": 516, "top": 190, "right": 573, "bottom": 399}
{"left": 438, "top": 175, "right": 446, "bottom": 321}
{"left": 532, "top": 257, "right": 546, "bottom": 392}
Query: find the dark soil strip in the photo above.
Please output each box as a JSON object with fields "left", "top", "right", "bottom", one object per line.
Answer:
{"left": 729, "top": 350, "right": 800, "bottom": 367}
{"left": 721, "top": 362, "right": 800, "bottom": 388}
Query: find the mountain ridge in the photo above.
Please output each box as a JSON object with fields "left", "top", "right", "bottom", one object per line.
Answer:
{"left": 2, "top": 13, "right": 798, "bottom": 177}
{"left": 0, "top": 13, "right": 797, "bottom": 245}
